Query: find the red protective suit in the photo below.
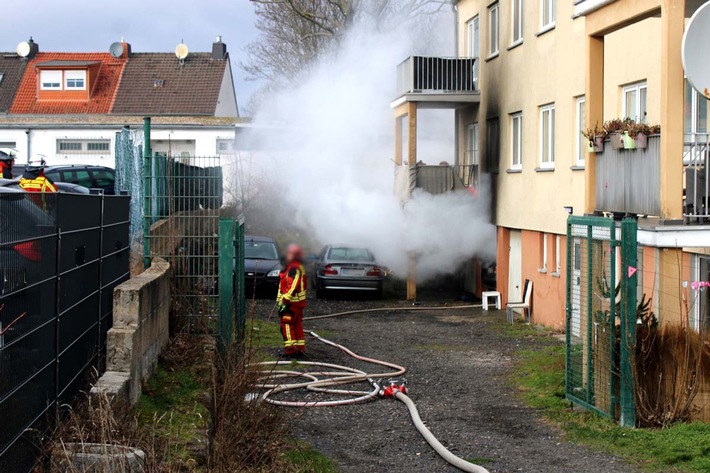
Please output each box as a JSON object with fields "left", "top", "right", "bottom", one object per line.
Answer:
{"left": 277, "top": 260, "right": 307, "bottom": 355}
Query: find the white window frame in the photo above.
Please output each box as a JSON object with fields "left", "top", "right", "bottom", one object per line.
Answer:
{"left": 553, "top": 235, "right": 561, "bottom": 275}
{"left": 541, "top": 0, "right": 556, "bottom": 30}
{"left": 510, "top": 113, "right": 523, "bottom": 169}
{"left": 465, "top": 123, "right": 479, "bottom": 187}
{"left": 539, "top": 104, "right": 556, "bottom": 169}
{"left": 539, "top": 233, "right": 548, "bottom": 273}
{"left": 40, "top": 70, "right": 62, "bottom": 90}
{"left": 622, "top": 81, "right": 647, "bottom": 123}
{"left": 576, "top": 96, "right": 586, "bottom": 167}
{"left": 685, "top": 79, "right": 708, "bottom": 139}
{"left": 56, "top": 139, "right": 110, "bottom": 154}
{"left": 467, "top": 15, "right": 480, "bottom": 88}
{"left": 511, "top": 0, "right": 523, "bottom": 45}
{"left": 64, "top": 70, "right": 86, "bottom": 90}
{"left": 488, "top": 3, "right": 500, "bottom": 57}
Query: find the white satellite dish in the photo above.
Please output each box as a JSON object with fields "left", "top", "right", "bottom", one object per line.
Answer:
{"left": 682, "top": 1, "right": 710, "bottom": 98}
{"left": 175, "top": 43, "right": 189, "bottom": 60}
{"left": 16, "top": 41, "right": 31, "bottom": 58}
{"left": 109, "top": 42, "right": 124, "bottom": 58}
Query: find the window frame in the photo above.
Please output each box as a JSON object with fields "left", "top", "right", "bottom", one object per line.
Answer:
{"left": 622, "top": 81, "right": 648, "bottom": 123}
{"left": 553, "top": 235, "right": 561, "bottom": 275}
{"left": 467, "top": 15, "right": 480, "bottom": 88}
{"left": 465, "top": 122, "right": 480, "bottom": 187}
{"left": 539, "top": 233, "right": 548, "bottom": 273}
{"left": 540, "top": 0, "right": 556, "bottom": 30}
{"left": 488, "top": 3, "right": 500, "bottom": 57}
{"left": 539, "top": 103, "right": 556, "bottom": 169}
{"left": 510, "top": 112, "right": 523, "bottom": 170}
{"left": 64, "top": 70, "right": 87, "bottom": 90}
{"left": 511, "top": 0, "right": 523, "bottom": 46}
{"left": 575, "top": 96, "right": 586, "bottom": 167}
{"left": 56, "top": 139, "right": 111, "bottom": 154}
{"left": 40, "top": 70, "right": 63, "bottom": 90}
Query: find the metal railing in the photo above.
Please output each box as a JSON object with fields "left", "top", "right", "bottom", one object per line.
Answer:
{"left": 396, "top": 56, "right": 478, "bottom": 98}
{"left": 0, "top": 192, "right": 130, "bottom": 473}
{"left": 683, "top": 134, "right": 710, "bottom": 222}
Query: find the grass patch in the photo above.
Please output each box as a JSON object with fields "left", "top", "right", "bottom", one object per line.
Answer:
{"left": 284, "top": 442, "right": 340, "bottom": 472}
{"left": 466, "top": 456, "right": 495, "bottom": 465}
{"left": 248, "top": 318, "right": 285, "bottom": 350}
{"left": 513, "top": 339, "right": 710, "bottom": 472}
{"left": 495, "top": 319, "right": 558, "bottom": 338}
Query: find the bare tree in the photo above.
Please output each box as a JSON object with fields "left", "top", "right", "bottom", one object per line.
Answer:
{"left": 243, "top": 0, "right": 449, "bottom": 88}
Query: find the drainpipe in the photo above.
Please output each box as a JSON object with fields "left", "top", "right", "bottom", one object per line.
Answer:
{"left": 143, "top": 117, "right": 152, "bottom": 269}
{"left": 452, "top": 2, "right": 461, "bottom": 168}
{"left": 452, "top": 2, "right": 459, "bottom": 57}
{"left": 25, "top": 129, "right": 30, "bottom": 165}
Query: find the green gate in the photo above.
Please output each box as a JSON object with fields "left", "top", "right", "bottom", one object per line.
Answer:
{"left": 565, "top": 216, "right": 637, "bottom": 427}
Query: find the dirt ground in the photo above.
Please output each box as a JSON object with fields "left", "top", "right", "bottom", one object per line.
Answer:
{"left": 253, "top": 297, "right": 637, "bottom": 473}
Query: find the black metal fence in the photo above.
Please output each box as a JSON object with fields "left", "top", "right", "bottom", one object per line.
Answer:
{"left": 0, "top": 192, "right": 130, "bottom": 473}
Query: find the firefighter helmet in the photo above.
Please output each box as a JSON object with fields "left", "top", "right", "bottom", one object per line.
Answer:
{"left": 0, "top": 149, "right": 17, "bottom": 162}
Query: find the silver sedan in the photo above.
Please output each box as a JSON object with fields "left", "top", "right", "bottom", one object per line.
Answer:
{"left": 311, "top": 245, "right": 384, "bottom": 298}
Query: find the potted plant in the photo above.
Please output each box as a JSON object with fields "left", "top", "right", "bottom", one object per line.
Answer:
{"left": 582, "top": 123, "right": 606, "bottom": 153}
{"left": 604, "top": 118, "right": 625, "bottom": 150}
{"left": 626, "top": 122, "right": 652, "bottom": 150}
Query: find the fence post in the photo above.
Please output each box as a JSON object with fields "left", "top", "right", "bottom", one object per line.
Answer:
{"left": 234, "top": 216, "right": 246, "bottom": 345}
{"left": 218, "top": 218, "right": 235, "bottom": 351}
{"left": 142, "top": 117, "right": 152, "bottom": 269}
{"left": 565, "top": 217, "right": 573, "bottom": 398}
{"left": 619, "top": 218, "right": 638, "bottom": 427}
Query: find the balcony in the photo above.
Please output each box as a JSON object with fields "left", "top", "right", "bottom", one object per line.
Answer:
{"left": 393, "top": 56, "right": 480, "bottom": 109}
{"left": 594, "top": 134, "right": 709, "bottom": 223}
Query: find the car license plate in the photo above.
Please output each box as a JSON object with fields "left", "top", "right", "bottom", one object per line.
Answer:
{"left": 341, "top": 268, "right": 365, "bottom": 277}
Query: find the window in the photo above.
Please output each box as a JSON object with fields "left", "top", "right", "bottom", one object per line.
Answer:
{"left": 216, "top": 138, "right": 236, "bottom": 155}
{"left": 40, "top": 70, "right": 62, "bottom": 90}
{"left": 540, "top": 104, "right": 555, "bottom": 168}
{"left": 467, "top": 16, "right": 480, "bottom": 87}
{"left": 0, "top": 73, "right": 4, "bottom": 84}
{"left": 541, "top": 0, "right": 556, "bottom": 29}
{"left": 622, "top": 81, "right": 647, "bottom": 123}
{"left": 511, "top": 113, "right": 523, "bottom": 169}
{"left": 539, "top": 233, "right": 548, "bottom": 273}
{"left": 575, "top": 96, "right": 586, "bottom": 166}
{"left": 553, "top": 235, "right": 561, "bottom": 275}
{"left": 512, "top": 0, "right": 523, "bottom": 44}
{"left": 685, "top": 79, "right": 708, "bottom": 140}
{"left": 488, "top": 3, "right": 499, "bottom": 56}
{"left": 64, "top": 70, "right": 86, "bottom": 90}
{"left": 0, "top": 141, "right": 16, "bottom": 149}
{"left": 486, "top": 118, "right": 500, "bottom": 173}
{"left": 465, "top": 123, "right": 479, "bottom": 187}
{"left": 57, "top": 139, "right": 110, "bottom": 154}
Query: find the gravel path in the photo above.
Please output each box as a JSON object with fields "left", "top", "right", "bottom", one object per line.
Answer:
{"left": 253, "top": 298, "right": 637, "bottom": 473}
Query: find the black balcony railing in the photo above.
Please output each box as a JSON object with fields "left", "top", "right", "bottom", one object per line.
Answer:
{"left": 396, "top": 56, "right": 478, "bottom": 98}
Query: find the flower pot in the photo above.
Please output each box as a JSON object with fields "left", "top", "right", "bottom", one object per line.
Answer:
{"left": 592, "top": 136, "right": 604, "bottom": 153}
{"left": 610, "top": 132, "right": 624, "bottom": 150}
{"left": 635, "top": 133, "right": 648, "bottom": 149}
{"left": 622, "top": 132, "right": 636, "bottom": 150}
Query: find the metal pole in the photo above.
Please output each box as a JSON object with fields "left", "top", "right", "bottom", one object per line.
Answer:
{"left": 143, "top": 117, "right": 152, "bottom": 269}
{"left": 619, "top": 218, "right": 638, "bottom": 427}
{"left": 218, "top": 218, "right": 235, "bottom": 353}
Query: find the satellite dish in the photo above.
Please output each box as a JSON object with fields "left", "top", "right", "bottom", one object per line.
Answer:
{"left": 16, "top": 41, "right": 31, "bottom": 58}
{"left": 109, "top": 42, "right": 124, "bottom": 58}
{"left": 175, "top": 43, "right": 189, "bottom": 60}
{"left": 682, "top": 1, "right": 710, "bottom": 98}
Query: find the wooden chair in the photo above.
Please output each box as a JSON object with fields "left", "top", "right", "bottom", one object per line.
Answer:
{"left": 507, "top": 279, "right": 533, "bottom": 324}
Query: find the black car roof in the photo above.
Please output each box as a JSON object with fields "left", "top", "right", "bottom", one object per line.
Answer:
{"left": 44, "top": 165, "right": 114, "bottom": 172}
{"left": 245, "top": 235, "right": 276, "bottom": 243}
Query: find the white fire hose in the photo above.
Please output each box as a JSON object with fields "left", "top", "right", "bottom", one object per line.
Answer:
{"left": 255, "top": 304, "right": 490, "bottom": 473}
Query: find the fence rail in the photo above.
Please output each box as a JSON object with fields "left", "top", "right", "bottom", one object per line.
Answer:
{"left": 396, "top": 56, "right": 478, "bottom": 98}
{"left": 0, "top": 192, "right": 130, "bottom": 473}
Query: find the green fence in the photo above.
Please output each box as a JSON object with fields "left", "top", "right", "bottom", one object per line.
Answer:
{"left": 565, "top": 216, "right": 637, "bottom": 427}
{"left": 218, "top": 216, "right": 246, "bottom": 349}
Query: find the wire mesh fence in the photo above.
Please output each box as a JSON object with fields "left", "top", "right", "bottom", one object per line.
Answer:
{"left": 0, "top": 192, "right": 130, "bottom": 473}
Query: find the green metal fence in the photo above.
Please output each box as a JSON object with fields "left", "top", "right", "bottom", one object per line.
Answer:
{"left": 565, "top": 215, "right": 637, "bottom": 427}
{"left": 217, "top": 216, "right": 246, "bottom": 349}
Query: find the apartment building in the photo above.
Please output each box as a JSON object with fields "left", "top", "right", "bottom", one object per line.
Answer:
{"left": 393, "top": 0, "right": 710, "bottom": 328}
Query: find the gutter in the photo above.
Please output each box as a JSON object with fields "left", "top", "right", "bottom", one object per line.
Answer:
{"left": 0, "top": 123, "right": 239, "bottom": 130}
{"left": 572, "top": 0, "right": 617, "bottom": 19}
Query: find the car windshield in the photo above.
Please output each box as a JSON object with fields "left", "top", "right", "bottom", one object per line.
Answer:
{"left": 245, "top": 241, "right": 278, "bottom": 260}
{"left": 328, "top": 247, "right": 375, "bottom": 262}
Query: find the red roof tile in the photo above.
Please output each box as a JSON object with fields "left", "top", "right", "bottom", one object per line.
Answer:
{"left": 10, "top": 53, "right": 125, "bottom": 114}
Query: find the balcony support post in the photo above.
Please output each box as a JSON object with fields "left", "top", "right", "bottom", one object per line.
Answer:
{"left": 659, "top": 0, "right": 685, "bottom": 221}
{"left": 585, "top": 34, "right": 604, "bottom": 214}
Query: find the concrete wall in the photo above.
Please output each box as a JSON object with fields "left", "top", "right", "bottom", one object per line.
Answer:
{"left": 93, "top": 258, "right": 171, "bottom": 405}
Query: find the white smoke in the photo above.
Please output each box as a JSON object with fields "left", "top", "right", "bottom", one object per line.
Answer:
{"left": 240, "top": 8, "right": 496, "bottom": 282}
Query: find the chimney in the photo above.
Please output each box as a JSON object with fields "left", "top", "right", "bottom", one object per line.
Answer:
{"left": 27, "top": 37, "right": 39, "bottom": 59}
{"left": 121, "top": 41, "right": 131, "bottom": 59}
{"left": 211, "top": 35, "right": 227, "bottom": 60}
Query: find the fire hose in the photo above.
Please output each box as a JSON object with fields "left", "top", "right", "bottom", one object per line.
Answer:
{"left": 255, "top": 304, "right": 490, "bottom": 473}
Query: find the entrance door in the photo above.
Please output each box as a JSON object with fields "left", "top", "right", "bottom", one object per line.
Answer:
{"left": 571, "top": 238, "right": 582, "bottom": 337}
{"left": 508, "top": 230, "right": 522, "bottom": 301}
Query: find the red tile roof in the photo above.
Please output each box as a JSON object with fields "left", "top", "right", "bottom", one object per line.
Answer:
{"left": 9, "top": 53, "right": 125, "bottom": 114}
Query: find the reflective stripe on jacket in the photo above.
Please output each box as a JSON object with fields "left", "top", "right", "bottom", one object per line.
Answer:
{"left": 277, "top": 261, "right": 307, "bottom": 308}
{"left": 19, "top": 175, "right": 57, "bottom": 193}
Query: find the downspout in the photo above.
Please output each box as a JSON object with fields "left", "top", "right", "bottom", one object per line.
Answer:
{"left": 25, "top": 129, "right": 30, "bottom": 165}
{"left": 452, "top": 2, "right": 461, "bottom": 168}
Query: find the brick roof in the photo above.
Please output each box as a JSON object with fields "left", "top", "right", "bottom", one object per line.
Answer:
{"left": 0, "top": 54, "right": 28, "bottom": 113}
{"left": 111, "top": 53, "right": 227, "bottom": 116}
{"left": 10, "top": 53, "right": 125, "bottom": 115}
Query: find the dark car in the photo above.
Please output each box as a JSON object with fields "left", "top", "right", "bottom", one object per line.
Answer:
{"left": 43, "top": 165, "right": 115, "bottom": 194}
{"left": 241, "top": 236, "right": 282, "bottom": 296}
{"left": 311, "top": 245, "right": 384, "bottom": 298}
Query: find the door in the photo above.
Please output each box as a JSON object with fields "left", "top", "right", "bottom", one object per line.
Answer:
{"left": 571, "top": 238, "right": 582, "bottom": 338}
{"left": 508, "top": 230, "right": 522, "bottom": 301}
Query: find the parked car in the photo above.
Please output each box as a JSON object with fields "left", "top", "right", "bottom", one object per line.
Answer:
{"left": 0, "top": 177, "right": 89, "bottom": 195}
{"left": 43, "top": 165, "right": 115, "bottom": 194}
{"left": 241, "top": 235, "right": 282, "bottom": 296}
{"left": 311, "top": 245, "right": 384, "bottom": 298}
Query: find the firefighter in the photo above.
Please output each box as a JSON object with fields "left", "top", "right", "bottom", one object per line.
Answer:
{"left": 277, "top": 244, "right": 307, "bottom": 357}
{"left": 19, "top": 164, "right": 57, "bottom": 193}
{"left": 0, "top": 149, "right": 16, "bottom": 179}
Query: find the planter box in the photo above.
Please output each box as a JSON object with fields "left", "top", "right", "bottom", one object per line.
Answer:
{"left": 622, "top": 133, "right": 637, "bottom": 150}
{"left": 636, "top": 133, "right": 648, "bottom": 149}
{"left": 610, "top": 132, "right": 624, "bottom": 150}
{"left": 588, "top": 136, "right": 605, "bottom": 153}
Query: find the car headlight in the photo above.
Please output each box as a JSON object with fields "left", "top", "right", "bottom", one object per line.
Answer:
{"left": 267, "top": 269, "right": 280, "bottom": 277}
